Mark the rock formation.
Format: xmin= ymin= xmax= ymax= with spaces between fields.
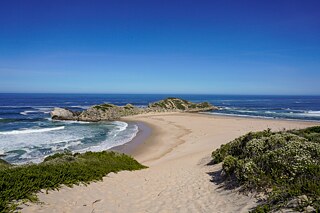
xmin=148 ymin=97 xmax=216 ymax=112
xmin=51 ymin=107 xmax=80 ymax=120
xmin=51 ymin=97 xmax=218 ymax=122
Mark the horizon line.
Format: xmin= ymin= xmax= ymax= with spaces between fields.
xmin=0 ymin=92 xmax=320 ymax=96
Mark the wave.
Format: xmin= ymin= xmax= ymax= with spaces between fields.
xmin=33 ymin=107 xmax=52 ymax=114
xmin=265 ymin=111 xmax=276 ymax=114
xmin=20 ymin=107 xmax=53 ymax=115
xmin=112 ymin=121 xmax=128 ymax=132
xmin=298 ymin=111 xmax=320 ymax=117
xmin=305 ymin=110 xmax=320 ymax=114
xmin=0 ymin=126 xmax=65 ymax=135
xmin=1 ymin=121 xmax=140 ymax=164
xmin=70 ymin=105 xmax=90 ymax=109
xmin=51 ymin=141 xmax=83 ymax=152
xmin=54 ymin=120 xmax=91 ymax=124
xmin=20 ymin=110 xmax=39 ymax=115
xmin=77 ymin=124 xmax=139 ymax=153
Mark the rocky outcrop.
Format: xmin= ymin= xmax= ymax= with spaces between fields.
xmin=51 ymin=108 xmax=80 ymax=120
xmin=78 ymin=104 xmax=143 ymax=121
xmin=51 ymin=98 xmax=218 ymax=122
xmin=148 ymin=97 xmax=218 ymax=112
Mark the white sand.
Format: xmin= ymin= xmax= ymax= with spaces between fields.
xmin=21 ymin=113 xmax=317 ymax=213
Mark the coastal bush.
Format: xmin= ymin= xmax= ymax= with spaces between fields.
xmin=0 ymin=151 xmax=146 ymax=212
xmin=147 ymin=97 xmax=214 ymax=112
xmin=211 ymin=126 xmax=320 ymax=212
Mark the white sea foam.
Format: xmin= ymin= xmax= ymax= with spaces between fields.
xmin=78 ymin=123 xmax=139 ymax=153
xmin=306 ymin=110 xmax=320 ymax=114
xmin=265 ymin=111 xmax=276 ymax=114
xmin=51 ymin=141 xmax=82 ymax=152
xmin=298 ymin=111 xmax=320 ymax=117
xmin=56 ymin=120 xmax=91 ymax=124
xmin=20 ymin=110 xmax=39 ymax=115
xmin=223 ymin=107 xmax=233 ymax=110
xmin=33 ymin=107 xmax=53 ymax=114
xmin=0 ymin=126 xmax=65 ymax=135
xmin=0 ymin=121 xmax=139 ymax=164
xmin=107 ymin=121 xmax=129 ymax=138
xmin=46 ymin=137 xmax=85 ymax=145
xmin=113 ymin=121 xmax=128 ymax=132
xmin=70 ymin=105 xmax=90 ymax=109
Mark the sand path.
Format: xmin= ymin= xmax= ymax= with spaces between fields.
xmin=22 ymin=113 xmax=317 ymax=213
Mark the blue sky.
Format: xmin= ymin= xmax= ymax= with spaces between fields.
xmin=0 ymin=0 xmax=319 ymax=94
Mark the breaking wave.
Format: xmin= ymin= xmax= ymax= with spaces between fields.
xmin=0 ymin=126 xmax=65 ymax=135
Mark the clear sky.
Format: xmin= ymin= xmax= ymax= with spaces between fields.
xmin=0 ymin=0 xmax=320 ymax=95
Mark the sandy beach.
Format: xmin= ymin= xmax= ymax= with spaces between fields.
xmin=22 ymin=113 xmax=318 ymax=213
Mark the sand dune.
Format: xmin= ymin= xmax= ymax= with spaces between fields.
xmin=22 ymin=113 xmax=317 ymax=213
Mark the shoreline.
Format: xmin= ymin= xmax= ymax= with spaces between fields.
xmin=110 ymin=121 xmax=152 ymax=155
xmin=113 ymin=112 xmax=319 ymax=162
xmin=22 ymin=112 xmax=319 ymax=213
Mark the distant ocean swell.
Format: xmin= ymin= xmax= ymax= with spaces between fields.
xmin=206 ymin=107 xmax=320 ymax=121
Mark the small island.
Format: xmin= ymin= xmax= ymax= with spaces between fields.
xmin=51 ymin=97 xmax=218 ymax=121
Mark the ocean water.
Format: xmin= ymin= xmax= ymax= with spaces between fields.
xmin=0 ymin=94 xmax=319 ymax=164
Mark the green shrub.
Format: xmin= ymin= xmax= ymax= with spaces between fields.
xmin=222 ymin=155 xmax=238 ymax=175
xmin=211 ymin=126 xmax=320 ymax=212
xmin=0 ymin=151 xmax=146 ymax=212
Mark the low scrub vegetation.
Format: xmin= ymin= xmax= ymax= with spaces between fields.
xmin=93 ymin=103 xmax=117 ymax=111
xmin=0 ymin=151 xmax=146 ymax=212
xmin=211 ymin=126 xmax=320 ymax=212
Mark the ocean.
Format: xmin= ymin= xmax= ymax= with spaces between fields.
xmin=0 ymin=93 xmax=319 ymax=164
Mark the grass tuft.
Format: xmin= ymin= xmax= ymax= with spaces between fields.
xmin=0 ymin=151 xmax=146 ymax=212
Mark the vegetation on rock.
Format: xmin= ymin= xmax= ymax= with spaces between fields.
xmin=51 ymin=97 xmax=218 ymax=121
xmin=148 ymin=97 xmax=215 ymax=111
xmin=211 ymin=126 xmax=320 ymax=212
xmin=92 ymin=103 xmax=117 ymax=111
xmin=0 ymin=151 xmax=146 ymax=212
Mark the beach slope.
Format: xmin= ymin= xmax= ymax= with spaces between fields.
xmin=22 ymin=113 xmax=317 ymax=213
